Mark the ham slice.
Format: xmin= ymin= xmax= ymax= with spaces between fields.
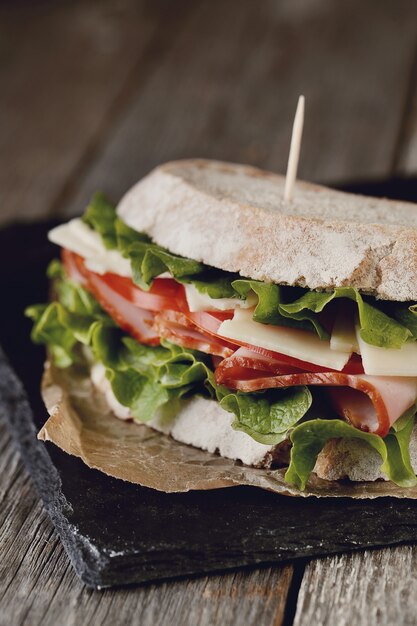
xmin=154 ymin=310 xmax=236 ymax=358
xmin=215 ymin=347 xmax=417 ymax=436
xmin=62 ymin=248 xmax=89 ymax=287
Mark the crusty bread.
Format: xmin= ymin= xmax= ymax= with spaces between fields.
xmin=315 ymin=426 xmax=417 ymax=482
xmin=117 ymin=159 xmax=417 ymax=302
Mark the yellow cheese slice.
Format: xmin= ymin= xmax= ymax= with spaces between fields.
xmin=218 ymin=308 xmax=351 ymax=371
xmin=356 ymin=328 xmax=417 ymax=376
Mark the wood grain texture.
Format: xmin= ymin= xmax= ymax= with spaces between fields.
xmin=0 ymin=416 xmax=293 ymax=626
xmin=61 ymin=0 xmax=417 ymax=221
xmin=0 ymin=0 xmax=193 ymax=226
xmin=293 ymin=547 xmax=417 ymax=626
xmin=396 ymin=51 xmax=417 ymax=176
xmin=0 ymin=419 xmax=67 ymax=626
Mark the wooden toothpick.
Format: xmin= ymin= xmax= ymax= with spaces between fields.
xmin=284 ymin=95 xmax=305 ymax=202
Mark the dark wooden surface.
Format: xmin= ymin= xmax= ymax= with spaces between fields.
xmin=2 ymin=1 xmax=417 ymax=624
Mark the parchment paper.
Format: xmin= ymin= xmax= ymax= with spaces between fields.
xmin=38 ymin=362 xmax=417 ymax=499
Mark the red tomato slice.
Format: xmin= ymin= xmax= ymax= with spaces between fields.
xmin=99 ymin=272 xmax=187 ymax=312
xmin=62 ymin=249 xmax=187 ymax=313
xmin=62 ymin=250 xmax=160 ymax=345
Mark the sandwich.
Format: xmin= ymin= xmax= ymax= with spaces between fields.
xmin=26 ymin=159 xmax=417 ymax=492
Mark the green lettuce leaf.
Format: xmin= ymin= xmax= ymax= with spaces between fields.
xmin=26 ymin=302 xmax=78 ymax=368
xmin=128 ymin=241 xmax=205 ymax=291
xmin=82 ymin=192 xmax=119 ymax=249
xmin=285 ymin=415 xmax=417 ymax=490
xmin=115 ymin=218 xmax=150 ymax=255
xmin=26 ymin=260 xmax=114 ymax=363
xmin=107 ymin=368 xmax=170 ymax=421
xmin=25 ymin=266 xmax=220 ymax=420
xmin=232 ymin=280 xmax=328 ymax=337
xmin=105 ymin=340 xmax=220 ymax=422
xmin=220 ymin=386 xmax=312 ymax=444
xmin=186 ymin=271 xmax=238 ymax=299
xmin=392 ymin=303 xmax=417 ymax=340
xmin=280 ymin=286 xmax=411 ymax=349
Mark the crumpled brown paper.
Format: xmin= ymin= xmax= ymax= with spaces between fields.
xmin=38 ymin=362 xmax=417 ymax=498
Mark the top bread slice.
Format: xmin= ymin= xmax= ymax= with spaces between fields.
xmin=117 ymin=159 xmax=417 ymax=302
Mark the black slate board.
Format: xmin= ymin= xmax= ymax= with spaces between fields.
xmin=3 ymin=181 xmax=417 ymax=588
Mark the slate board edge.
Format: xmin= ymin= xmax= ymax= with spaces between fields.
xmin=0 ymin=347 xmax=327 ymax=588
xmin=0 ymin=348 xmax=311 ymax=588
xmin=0 ymin=348 xmax=113 ymax=586
xmin=4 ymin=346 xmax=417 ymax=589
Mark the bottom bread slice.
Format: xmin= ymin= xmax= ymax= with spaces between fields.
xmin=91 ymin=363 xmax=276 ymax=467
xmin=316 ymin=433 xmax=417 ymax=482
xmin=91 ymin=363 xmax=417 ymax=482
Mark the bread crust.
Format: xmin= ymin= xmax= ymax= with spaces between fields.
xmin=117 ymin=159 xmax=417 ymax=302
xmin=315 ymin=426 xmax=417 ymax=482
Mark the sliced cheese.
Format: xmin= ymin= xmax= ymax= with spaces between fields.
xmin=48 ymin=218 xmax=132 ymax=277
xmin=356 ymin=327 xmax=417 ymax=376
xmin=184 ymin=283 xmax=257 ymax=312
xmin=218 ymin=308 xmax=352 ymax=371
xmin=330 ymin=307 xmax=360 ymax=354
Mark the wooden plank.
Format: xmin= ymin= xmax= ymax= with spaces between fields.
xmin=0 ymin=0 xmax=194 ymax=226
xmin=293 ymin=547 xmax=417 ymax=626
xmin=0 ymin=418 xmax=293 ymax=626
xmin=61 ymin=0 xmax=417 ymax=221
xmin=41 ymin=567 xmax=293 ymax=626
xmin=0 ymin=420 xmax=69 ymax=625
xmin=395 ymin=53 xmax=417 ymax=176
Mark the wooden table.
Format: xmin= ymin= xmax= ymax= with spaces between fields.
xmin=2 ymin=1 xmax=417 ymax=623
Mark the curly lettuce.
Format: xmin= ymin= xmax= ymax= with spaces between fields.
xmin=220 ymin=387 xmax=312 ymax=445
xmin=26 ymin=265 xmax=312 ymax=430
xmin=285 ymin=413 xmax=417 ymax=490
xmin=82 ymin=193 xmax=237 ymax=297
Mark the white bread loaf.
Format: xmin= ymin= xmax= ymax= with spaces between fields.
xmin=117 ymin=159 xmax=417 ymax=302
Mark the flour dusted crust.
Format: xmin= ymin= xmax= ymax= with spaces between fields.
xmin=117 ymin=159 xmax=417 ymax=302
